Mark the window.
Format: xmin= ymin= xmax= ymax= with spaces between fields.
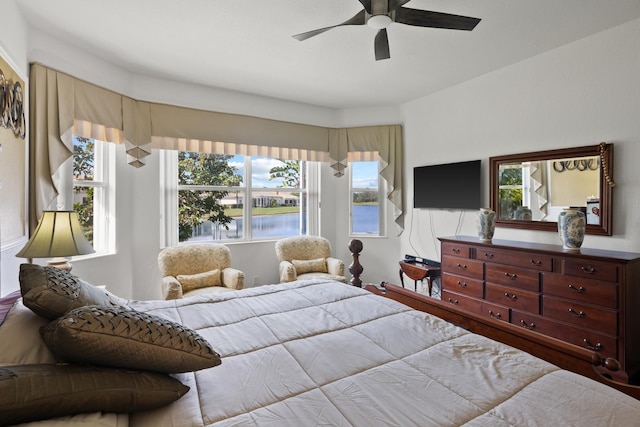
xmin=169 ymin=152 xmax=314 ymax=243
xmin=56 ymin=136 xmax=115 ymax=254
xmin=350 ymin=161 xmax=384 ymax=236
xmin=497 ymin=163 xmax=531 ymax=219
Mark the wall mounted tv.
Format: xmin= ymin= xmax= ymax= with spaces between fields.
xmin=413 ymin=160 xmax=481 ymax=210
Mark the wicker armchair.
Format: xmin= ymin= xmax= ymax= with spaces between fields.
xmin=275 ymin=236 xmax=347 ymax=283
xmin=158 ymin=243 xmax=244 ymax=300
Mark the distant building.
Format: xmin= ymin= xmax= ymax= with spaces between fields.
xmin=220 ymin=191 xmax=298 ymax=208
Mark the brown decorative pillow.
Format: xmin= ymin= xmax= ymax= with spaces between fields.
xmin=40 ymin=305 xmax=221 ymax=373
xmin=19 ymin=264 xmax=127 ymax=320
xmin=177 ymin=268 xmax=221 ymax=292
xmin=0 ymin=363 xmax=189 ymax=426
xmin=292 ymin=258 xmax=327 ymax=274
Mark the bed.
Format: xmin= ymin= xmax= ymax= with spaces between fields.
xmin=2 ymin=261 xmax=640 ymax=426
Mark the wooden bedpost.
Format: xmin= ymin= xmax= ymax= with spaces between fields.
xmin=348 ymin=239 xmax=363 ymax=287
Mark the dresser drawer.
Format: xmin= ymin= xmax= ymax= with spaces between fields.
xmin=542 ymin=296 xmax=617 ymax=335
xmin=562 ymin=259 xmax=618 ymax=283
xmin=441 ymin=242 xmax=473 ymax=259
xmin=442 ymin=273 xmax=484 ymax=299
xmin=485 ymin=263 xmax=540 ymax=292
xmin=512 ymin=309 xmax=617 ymax=359
xmin=442 ymin=290 xmax=509 ymax=322
xmin=476 ymin=247 xmax=552 ymax=271
xmin=486 ymin=283 xmax=540 ymax=314
xmin=442 ymin=256 xmax=483 ymax=279
xmin=543 ymin=273 xmax=617 ymax=309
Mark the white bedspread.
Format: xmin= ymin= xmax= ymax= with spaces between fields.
xmin=127 ymin=279 xmax=640 ymax=426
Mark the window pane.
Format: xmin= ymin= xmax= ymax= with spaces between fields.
xmin=73 ymin=136 xmax=95 ymax=181
xmin=252 ymin=203 xmax=303 ymax=239
xmin=72 ymin=136 xmax=96 ymax=244
xmin=178 ymin=152 xmax=244 ymax=186
xmin=178 ymin=190 xmax=243 ymax=241
xmin=351 ymin=161 xmax=379 ymax=235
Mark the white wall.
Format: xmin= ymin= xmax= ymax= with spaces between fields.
xmin=398 ymin=17 xmax=640 ymax=262
xmin=2 ymin=5 xmax=640 ymax=298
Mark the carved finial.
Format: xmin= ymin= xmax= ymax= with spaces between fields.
xmin=348 ymin=239 xmax=363 ymax=287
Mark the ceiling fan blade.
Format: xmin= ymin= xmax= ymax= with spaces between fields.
xmin=388 ymin=0 xmax=411 ymax=12
xmin=395 ymin=8 xmax=481 ymax=31
xmin=292 ymin=10 xmax=367 ymax=41
xmin=374 ymin=29 xmax=390 ymax=61
xmin=357 ymin=0 xmax=372 ymax=14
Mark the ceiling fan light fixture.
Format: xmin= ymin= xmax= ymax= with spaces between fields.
xmin=367 ymin=14 xmax=392 ymax=29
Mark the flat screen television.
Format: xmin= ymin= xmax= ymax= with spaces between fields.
xmin=413 ymin=160 xmax=481 ymax=210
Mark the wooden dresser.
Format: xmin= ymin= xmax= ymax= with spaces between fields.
xmin=439 ymin=235 xmax=640 ymax=383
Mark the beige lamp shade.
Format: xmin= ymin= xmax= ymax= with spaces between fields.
xmin=16 ymin=211 xmax=95 ymax=269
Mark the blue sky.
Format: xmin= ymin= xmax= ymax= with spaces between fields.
xmin=230 ymin=156 xmax=378 ymax=189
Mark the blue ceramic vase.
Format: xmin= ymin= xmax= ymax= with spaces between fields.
xmin=558 ymin=208 xmax=586 ymax=250
xmin=478 ymin=208 xmax=496 ymax=242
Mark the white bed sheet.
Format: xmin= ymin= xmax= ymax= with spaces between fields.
xmin=125 ymin=279 xmax=640 ymax=426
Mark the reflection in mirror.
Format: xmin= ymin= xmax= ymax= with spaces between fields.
xmin=490 ymin=144 xmax=614 ymax=236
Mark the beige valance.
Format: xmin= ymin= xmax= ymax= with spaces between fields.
xmin=28 ymin=63 xmax=404 ymax=233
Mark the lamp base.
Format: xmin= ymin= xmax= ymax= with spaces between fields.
xmin=48 ymin=257 xmax=72 ymax=271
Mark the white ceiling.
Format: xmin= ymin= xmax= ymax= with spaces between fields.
xmin=16 ymin=0 xmax=640 ymax=109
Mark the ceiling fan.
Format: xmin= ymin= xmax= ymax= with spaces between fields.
xmin=292 ymin=0 xmax=481 ymax=61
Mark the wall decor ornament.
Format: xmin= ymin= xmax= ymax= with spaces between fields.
xmin=0 ymin=69 xmax=26 ymax=139
xmin=477 ymin=208 xmax=496 ymax=242
xmin=558 ymin=208 xmax=586 ymax=250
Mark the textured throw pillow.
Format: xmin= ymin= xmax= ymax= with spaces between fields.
xmin=40 ymin=305 xmax=221 ymax=373
xmin=19 ymin=264 xmax=127 ymax=320
xmin=0 ymin=363 xmax=189 ymax=426
xmin=177 ymin=269 xmax=221 ymax=292
xmin=292 ymin=258 xmax=327 ymax=274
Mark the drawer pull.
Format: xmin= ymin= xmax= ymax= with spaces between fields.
xmin=457 ymin=263 xmax=467 ymax=270
xmin=583 ymin=339 xmax=603 ymax=351
xmin=447 ymin=298 xmax=459 ymax=305
xmin=568 ymin=308 xmax=585 ymax=318
xmin=530 ymin=259 xmax=542 ymax=266
xmin=504 ymin=272 xmax=518 ymax=280
xmin=483 ymin=252 xmax=494 ymax=259
xmin=457 ymin=281 xmax=467 ymax=288
xmin=504 ymin=292 xmax=518 ymax=301
xmin=581 ymin=266 xmax=596 ymax=274
xmin=488 ymin=310 xmax=502 ymax=320
xmin=520 ymin=320 xmax=536 ymax=330
xmin=452 ymin=248 xmax=461 ymax=254
xmin=568 ymin=284 xmax=586 ymax=293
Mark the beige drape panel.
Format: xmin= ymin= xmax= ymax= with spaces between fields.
xmin=329 ymin=125 xmax=404 ymax=231
xmin=29 ymin=63 xmax=404 ymax=233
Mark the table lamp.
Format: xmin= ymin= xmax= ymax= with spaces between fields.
xmin=16 ymin=210 xmax=95 ymax=271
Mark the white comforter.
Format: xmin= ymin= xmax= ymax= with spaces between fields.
xmin=127 ymin=279 xmax=640 ymax=426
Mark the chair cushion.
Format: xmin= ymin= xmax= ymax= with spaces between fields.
xmin=40 ymin=305 xmax=221 ymax=373
xmin=177 ymin=269 xmax=221 ymax=293
xmin=292 ymin=258 xmax=327 ymax=274
xmin=19 ymin=264 xmax=126 ymax=320
xmin=0 ymin=363 xmax=189 ymax=426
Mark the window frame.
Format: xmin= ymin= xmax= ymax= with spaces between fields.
xmin=55 ymin=137 xmax=116 ymax=256
xmin=348 ymin=160 xmax=386 ymax=237
xmin=161 ymin=151 xmax=319 ymax=246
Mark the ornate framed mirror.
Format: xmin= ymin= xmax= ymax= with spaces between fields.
xmin=489 ymin=143 xmax=614 ymax=236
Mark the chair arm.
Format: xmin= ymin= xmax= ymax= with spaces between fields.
xmin=326 ymin=257 xmax=345 ymax=276
xmin=162 ymin=276 xmax=184 ymax=300
xmin=279 ymin=260 xmax=297 ymax=282
xmin=222 ymin=268 xmax=245 ymax=290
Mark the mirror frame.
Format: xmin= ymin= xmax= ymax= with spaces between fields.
xmin=489 ymin=143 xmax=614 ymax=236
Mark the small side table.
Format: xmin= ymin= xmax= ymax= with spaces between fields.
xmin=399 ymin=260 xmax=441 ymax=296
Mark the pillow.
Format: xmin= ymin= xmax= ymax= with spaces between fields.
xmin=19 ymin=264 xmax=127 ymax=320
xmin=0 ymin=298 xmax=57 ymax=366
xmin=0 ymin=363 xmax=189 ymax=426
xmin=40 ymin=305 xmax=221 ymax=373
xmin=292 ymin=258 xmax=327 ymax=274
xmin=177 ymin=268 xmax=221 ymax=292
